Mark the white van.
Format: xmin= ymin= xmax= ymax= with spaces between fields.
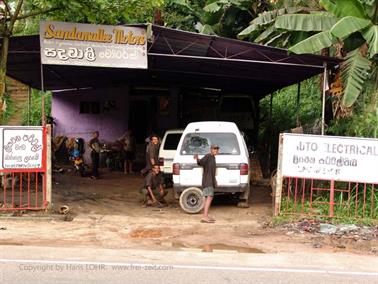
xmin=158 ymin=129 xmax=184 ymax=176
xmin=173 ymin=121 xmax=250 ymax=213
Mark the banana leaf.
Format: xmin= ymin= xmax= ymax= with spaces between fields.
xmin=238 ymin=23 xmax=258 ymax=38
xmin=341 ymin=48 xmax=371 ymax=107
xmin=275 ymin=14 xmax=338 ymax=32
xmin=362 ymin=25 xmax=378 ymax=58
xmin=320 ymin=0 xmax=366 ymax=19
xmin=288 ymin=31 xmax=336 ymax=53
xmin=330 ymin=16 xmax=371 ymax=39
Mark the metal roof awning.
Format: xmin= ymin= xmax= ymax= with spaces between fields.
xmin=5 ymin=24 xmax=340 ymax=98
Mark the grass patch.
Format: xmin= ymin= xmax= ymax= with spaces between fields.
xmin=280 ymin=183 xmax=378 ymax=225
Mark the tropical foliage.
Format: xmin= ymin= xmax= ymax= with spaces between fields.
xmin=164 ymin=0 xmax=272 ymax=38
xmin=263 ymin=0 xmax=377 ymax=108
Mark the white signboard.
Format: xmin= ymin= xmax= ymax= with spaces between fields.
xmin=40 ymin=21 xmax=147 ymax=69
xmin=282 ymin=133 xmax=378 ymax=183
xmin=1 ymin=127 xmax=44 ymax=170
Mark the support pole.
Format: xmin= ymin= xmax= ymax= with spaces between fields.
xmin=46 ymin=124 xmax=52 ymax=209
xmin=27 ymin=86 xmax=31 ymax=126
xmin=296 ymin=83 xmax=300 ymax=127
xmin=40 ymin=63 xmax=45 ymax=126
xmin=274 ymin=134 xmax=284 ymax=216
xmin=321 ymin=63 xmax=327 ymax=135
xmin=267 ymin=93 xmax=273 ymax=175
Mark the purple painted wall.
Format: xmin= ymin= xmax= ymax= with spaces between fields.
xmin=52 ymin=87 xmax=129 ymax=143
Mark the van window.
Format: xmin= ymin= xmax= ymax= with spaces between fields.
xmin=180 ymin=133 xmax=240 ymax=155
xmin=164 ymin=133 xmax=182 ymax=150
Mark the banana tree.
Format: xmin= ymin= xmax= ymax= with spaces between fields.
xmin=272 ymin=0 xmax=378 ymax=107
xmin=238 ymin=0 xmax=322 ymax=47
xmin=165 ymin=0 xmax=271 ymax=38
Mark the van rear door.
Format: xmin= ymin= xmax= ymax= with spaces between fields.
xmin=177 ymin=132 xmax=243 ymax=186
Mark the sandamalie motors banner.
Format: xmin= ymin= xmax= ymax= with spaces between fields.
xmin=0 ymin=127 xmax=44 ymax=170
xmin=40 ymin=21 xmax=147 ymax=69
xmin=282 ymin=133 xmax=378 ymax=184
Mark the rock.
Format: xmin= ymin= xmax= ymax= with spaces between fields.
xmin=320 ymin=223 xmax=337 ymax=234
xmin=369 ymin=247 xmax=378 ymax=254
xmin=338 ymin=224 xmax=359 ymax=234
xmin=336 ymin=244 xmax=346 ymax=249
xmin=313 ymin=243 xmax=322 ymax=248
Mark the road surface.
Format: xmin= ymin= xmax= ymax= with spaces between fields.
xmin=0 ymin=245 xmax=377 ymax=284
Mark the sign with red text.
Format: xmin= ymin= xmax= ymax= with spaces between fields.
xmin=40 ymin=21 xmax=147 ymax=69
xmin=282 ymin=133 xmax=378 ymax=183
xmin=1 ymin=127 xmax=44 ymax=170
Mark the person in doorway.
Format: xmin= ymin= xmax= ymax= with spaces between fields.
xmin=122 ymin=129 xmax=136 ymax=174
xmin=139 ymin=164 xmax=167 ymax=207
xmin=141 ymin=134 xmax=160 ymax=175
xmin=194 ymin=144 xmax=219 ymax=223
xmin=89 ymin=131 xmax=101 ymax=179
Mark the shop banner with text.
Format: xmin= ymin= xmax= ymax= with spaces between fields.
xmin=40 ymin=21 xmax=147 ymax=69
xmin=0 ymin=127 xmax=44 ymax=170
xmin=282 ymin=134 xmax=378 ymax=183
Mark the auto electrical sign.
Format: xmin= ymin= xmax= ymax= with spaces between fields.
xmin=40 ymin=21 xmax=147 ymax=69
xmin=281 ymin=133 xmax=378 ymax=183
xmin=0 ymin=127 xmax=44 ymax=170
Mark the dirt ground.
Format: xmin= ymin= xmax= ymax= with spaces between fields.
xmin=0 ymin=167 xmax=377 ymax=256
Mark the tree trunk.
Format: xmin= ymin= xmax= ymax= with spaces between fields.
xmin=0 ymin=35 xmax=10 ymax=123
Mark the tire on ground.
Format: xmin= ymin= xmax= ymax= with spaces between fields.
xmin=179 ymin=187 xmax=204 ymax=214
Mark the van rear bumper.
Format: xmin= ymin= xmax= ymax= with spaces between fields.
xmin=174 ymin=184 xmax=249 ymax=194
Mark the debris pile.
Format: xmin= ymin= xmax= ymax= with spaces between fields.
xmin=280 ymin=219 xmax=378 ymax=240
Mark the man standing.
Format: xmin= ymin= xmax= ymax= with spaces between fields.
xmin=194 ymin=144 xmax=219 ymax=223
xmin=146 ymin=134 xmax=160 ymax=171
xmin=122 ymin=129 xmax=136 ymax=174
xmin=89 ymin=131 xmax=101 ymax=179
xmin=139 ymin=164 xmax=167 ymax=207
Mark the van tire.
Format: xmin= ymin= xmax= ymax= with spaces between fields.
xmin=179 ymin=187 xmax=204 ymax=214
xmin=237 ymin=186 xmax=250 ymax=208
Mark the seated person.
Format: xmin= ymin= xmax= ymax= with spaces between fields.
xmin=139 ymin=164 xmax=167 ymax=207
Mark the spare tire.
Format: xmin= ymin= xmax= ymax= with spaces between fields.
xmin=179 ymin=187 xmax=204 ymax=214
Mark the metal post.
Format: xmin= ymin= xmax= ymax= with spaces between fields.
xmin=321 ymin=63 xmax=327 ymax=135
xmin=267 ymin=93 xmax=273 ymax=175
xmin=274 ymin=134 xmax=284 ymax=216
xmin=46 ymin=124 xmax=52 ymax=209
xmin=27 ymin=86 xmax=31 ymax=125
xmin=329 ymin=179 xmax=335 ymax=217
xmin=296 ymin=83 xmax=300 ymax=126
xmin=40 ymin=63 xmax=45 ymax=126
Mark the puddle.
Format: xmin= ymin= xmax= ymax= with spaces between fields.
xmin=170 ymin=242 xmax=264 ymax=253
xmin=129 ymin=229 xmax=162 ymax=238
xmin=0 ymin=242 xmax=24 ymax=246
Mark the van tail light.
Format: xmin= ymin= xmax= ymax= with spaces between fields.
xmin=173 ymin=163 xmax=180 ymax=175
xmin=240 ymin=163 xmax=249 ymax=175
xmin=158 ymin=157 xmax=164 ymax=166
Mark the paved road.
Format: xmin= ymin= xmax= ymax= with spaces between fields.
xmin=0 ymin=245 xmax=377 ymax=284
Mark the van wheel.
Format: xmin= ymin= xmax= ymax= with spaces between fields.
xmin=237 ymin=186 xmax=250 ymax=208
xmin=179 ymin=187 xmax=204 ymax=214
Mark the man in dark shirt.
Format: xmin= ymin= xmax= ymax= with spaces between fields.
xmin=89 ymin=131 xmax=100 ymax=179
xmin=194 ymin=144 xmax=219 ymax=223
xmin=146 ymin=134 xmax=160 ymax=171
xmin=139 ymin=164 xmax=167 ymax=207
